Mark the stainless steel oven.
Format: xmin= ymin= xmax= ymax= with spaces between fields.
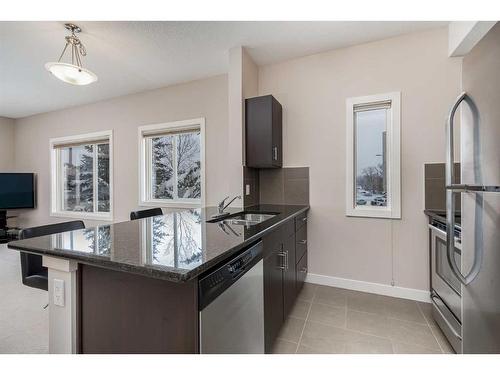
xmin=429 ymin=218 xmax=463 ymax=353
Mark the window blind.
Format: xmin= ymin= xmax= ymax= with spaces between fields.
xmin=52 ymin=138 xmax=109 ymax=149
xmin=353 ymin=100 xmax=392 ymax=113
xmin=141 ymin=126 xmax=200 ymax=139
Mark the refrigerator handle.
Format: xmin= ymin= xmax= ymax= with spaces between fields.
xmin=445 ymin=92 xmax=483 ymax=286
xmin=446 ymin=184 xmax=500 ymax=193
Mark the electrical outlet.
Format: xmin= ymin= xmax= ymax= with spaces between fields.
xmin=245 ymin=184 xmax=251 ymax=196
xmin=53 ymin=279 xmax=65 ymax=307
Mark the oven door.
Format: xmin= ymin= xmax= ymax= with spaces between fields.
xmin=429 ymin=224 xmax=462 ymax=322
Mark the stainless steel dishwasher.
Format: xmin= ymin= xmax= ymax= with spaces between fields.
xmin=199 ymin=241 xmax=264 ymax=354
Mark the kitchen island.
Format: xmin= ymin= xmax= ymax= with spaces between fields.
xmin=8 ymin=204 xmax=308 ymax=354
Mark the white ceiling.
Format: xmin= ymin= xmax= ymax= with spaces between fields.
xmin=0 ymin=21 xmax=448 ymax=118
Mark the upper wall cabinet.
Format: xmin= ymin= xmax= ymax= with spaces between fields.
xmin=245 ymin=95 xmax=283 ymax=168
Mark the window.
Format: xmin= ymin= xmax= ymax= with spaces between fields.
xmin=50 ymin=130 xmax=113 ymax=220
xmin=346 ymin=92 xmax=401 ymax=218
xmin=139 ymin=118 xmax=205 ymax=208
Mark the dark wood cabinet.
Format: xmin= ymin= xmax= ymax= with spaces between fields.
xmin=282 ymin=233 xmax=297 ymax=318
xmin=296 ymin=251 xmax=308 ymax=293
xmin=262 ymin=214 xmax=307 ymax=353
xmin=295 ymin=211 xmax=307 ymax=232
xmin=263 ymin=245 xmax=285 ymax=353
xmin=80 ymin=265 xmax=199 ymax=353
xmin=295 ymin=225 xmax=307 ymax=264
xmin=245 ymin=95 xmax=282 ymax=168
xmin=295 ymin=214 xmax=308 ymax=294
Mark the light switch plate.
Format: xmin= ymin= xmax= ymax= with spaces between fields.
xmin=53 ymin=278 xmax=65 ymax=307
xmin=245 ymin=184 xmax=251 ymax=196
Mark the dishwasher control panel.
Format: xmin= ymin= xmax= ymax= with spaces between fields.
xmin=198 ymin=241 xmax=263 ymax=310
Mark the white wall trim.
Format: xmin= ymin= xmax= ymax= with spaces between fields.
xmin=138 ymin=117 xmax=206 ymax=209
xmin=50 ymin=130 xmax=114 ymax=221
xmin=43 ymin=255 xmax=79 ymax=353
xmin=448 ymin=21 xmax=496 ymax=57
xmin=345 ymin=91 xmax=401 ymax=219
xmin=306 ymin=272 xmax=431 ymax=303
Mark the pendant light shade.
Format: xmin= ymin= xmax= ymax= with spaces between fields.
xmin=45 ymin=62 xmax=97 ymax=85
xmin=46 ymin=23 xmax=97 ymax=86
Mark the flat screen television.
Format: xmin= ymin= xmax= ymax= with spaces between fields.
xmin=0 ymin=173 xmax=36 ymax=210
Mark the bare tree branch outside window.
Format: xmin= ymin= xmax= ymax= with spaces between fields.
xmin=150 ymin=210 xmax=202 ymax=269
xmin=60 ymin=142 xmax=110 ymax=213
xmin=150 ymin=130 xmax=201 ymax=202
xmin=355 ymin=109 xmax=387 ymax=207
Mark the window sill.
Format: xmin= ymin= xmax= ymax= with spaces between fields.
xmin=346 ymin=206 xmax=401 ymax=219
xmin=50 ymin=211 xmax=114 ymax=222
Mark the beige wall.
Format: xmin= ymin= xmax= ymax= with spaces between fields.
xmin=227 ymin=47 xmax=245 ymax=205
xmin=0 ymin=117 xmax=15 ymax=171
xmin=9 ymin=27 xmax=462 ymax=293
xmin=242 ymin=48 xmax=259 ymax=100
xmin=258 ymin=28 xmax=462 ymax=291
xmin=226 ymin=47 xmax=259 ymax=206
xmin=13 ymin=74 xmax=228 ymax=227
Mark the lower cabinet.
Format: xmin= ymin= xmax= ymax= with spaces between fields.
xmin=263 ymin=213 xmax=307 ymax=353
xmin=263 ymin=245 xmax=285 ymax=353
xmin=282 ymin=233 xmax=297 ymax=319
xmin=296 ymin=251 xmax=308 ymax=293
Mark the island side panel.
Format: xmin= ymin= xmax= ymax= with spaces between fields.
xmin=79 ymin=265 xmax=199 ymax=353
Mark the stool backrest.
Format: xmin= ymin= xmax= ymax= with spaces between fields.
xmin=19 ymin=220 xmax=85 ymax=239
xmin=130 ymin=208 xmax=163 ymax=221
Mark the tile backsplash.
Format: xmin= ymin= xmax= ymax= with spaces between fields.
xmin=259 ymin=167 xmax=309 ymax=205
xmin=243 ymin=167 xmax=260 ymax=207
xmin=424 ymin=163 xmax=460 ymax=212
xmin=243 ymin=167 xmax=310 ymax=207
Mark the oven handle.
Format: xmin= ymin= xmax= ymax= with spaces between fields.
xmin=428 ymin=224 xmax=446 ymax=237
xmin=445 ymin=92 xmax=482 ymax=286
xmin=430 ymin=292 xmax=462 ymax=340
xmin=427 ymin=224 xmax=461 ymax=249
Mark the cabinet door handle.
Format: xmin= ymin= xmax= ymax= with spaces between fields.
xmin=277 ymin=252 xmax=286 ymax=270
xmin=273 ymin=146 xmax=278 ymax=161
xmin=302 ymin=217 xmax=307 ymax=222
xmin=300 ymin=267 xmax=307 ymax=273
xmin=285 ymin=250 xmax=289 ymax=270
xmin=299 ymin=239 xmax=307 ymax=245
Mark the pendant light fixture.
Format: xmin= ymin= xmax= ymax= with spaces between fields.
xmin=45 ymin=23 xmax=97 ymax=86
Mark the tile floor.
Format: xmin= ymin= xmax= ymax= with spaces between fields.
xmin=272 ymin=283 xmax=455 ymax=354
xmin=0 ymin=245 xmax=454 ymax=355
xmin=0 ymin=244 xmax=49 ymax=353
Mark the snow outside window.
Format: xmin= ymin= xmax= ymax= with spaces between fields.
xmin=346 ymin=93 xmax=401 ymax=219
xmin=50 ymin=130 xmax=113 ymax=221
xmin=139 ymin=118 xmax=205 ymax=208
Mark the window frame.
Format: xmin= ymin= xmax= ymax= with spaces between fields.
xmin=345 ymin=92 xmax=401 ymax=219
xmin=50 ymin=130 xmax=114 ymax=221
xmin=138 ymin=118 xmax=205 ymax=209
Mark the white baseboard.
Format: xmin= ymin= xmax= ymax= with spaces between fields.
xmin=305 ymin=273 xmax=431 ymax=303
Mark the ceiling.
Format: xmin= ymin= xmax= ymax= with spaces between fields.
xmin=0 ymin=21 xmax=448 ymax=118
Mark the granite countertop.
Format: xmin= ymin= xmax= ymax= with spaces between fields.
xmin=8 ymin=204 xmax=309 ymax=283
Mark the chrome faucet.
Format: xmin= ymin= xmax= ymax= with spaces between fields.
xmin=213 ymin=195 xmax=241 ymax=218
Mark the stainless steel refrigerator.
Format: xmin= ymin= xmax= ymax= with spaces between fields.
xmin=445 ymin=22 xmax=500 ymax=353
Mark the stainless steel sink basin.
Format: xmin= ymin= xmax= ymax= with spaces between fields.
xmin=222 ymin=213 xmax=276 ymax=226
xmin=208 ymin=211 xmax=278 ymax=226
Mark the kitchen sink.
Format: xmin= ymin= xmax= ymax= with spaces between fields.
xmin=222 ymin=213 xmax=276 ymax=226
xmin=208 ymin=212 xmax=277 ymax=226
